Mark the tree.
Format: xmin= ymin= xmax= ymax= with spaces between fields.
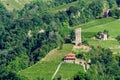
xmin=74 ymin=70 xmax=89 ymax=80
xmin=116 ymin=0 xmax=120 ymax=7
xmin=116 ymin=35 xmax=120 ymax=43
xmin=42 ymin=13 xmax=53 ymax=24
xmin=107 ymin=0 xmax=117 ymax=8
xmin=66 ymin=6 xmax=79 ymax=15
xmin=88 ymin=0 xmax=103 ymax=18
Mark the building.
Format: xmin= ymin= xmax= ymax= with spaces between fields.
xmin=103 ymin=9 xmax=110 ymax=17
xmin=98 ymin=33 xmax=107 ymax=40
xmin=64 ymin=53 xmax=75 ymax=63
xmin=64 ymin=53 xmax=91 ymax=71
xmin=75 ymin=28 xmax=82 ymax=46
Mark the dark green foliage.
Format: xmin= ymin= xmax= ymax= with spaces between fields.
xmin=70 ymin=30 xmax=75 ymax=41
xmin=109 ymin=9 xmax=120 ymax=19
xmin=90 ymin=47 xmax=120 ymax=80
xmin=74 ymin=47 xmax=120 ymax=80
xmin=88 ymin=0 xmax=103 ymax=18
xmin=66 ymin=6 xmax=79 ymax=15
xmin=116 ymin=0 xmax=120 ymax=7
xmin=0 ymin=2 xmax=13 ymax=26
xmin=55 ymin=11 xmax=69 ymax=22
xmin=74 ymin=70 xmax=90 ymax=80
xmin=116 ymin=35 xmax=120 ymax=43
xmin=107 ymin=0 xmax=117 ymax=8
xmin=103 ymin=29 xmax=110 ymax=37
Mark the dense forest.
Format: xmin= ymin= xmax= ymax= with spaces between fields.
xmin=0 ymin=0 xmax=120 ymax=79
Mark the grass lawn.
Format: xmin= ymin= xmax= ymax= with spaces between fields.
xmin=19 ymin=61 xmax=58 ymax=80
xmin=54 ymin=63 xmax=83 ymax=80
xmin=81 ymin=19 xmax=120 ymax=53
xmin=83 ymin=19 xmax=120 ymax=38
xmin=87 ymin=39 xmax=119 ymax=48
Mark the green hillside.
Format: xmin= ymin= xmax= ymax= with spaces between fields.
xmin=19 ymin=44 xmax=83 ymax=80
xmin=54 ymin=63 xmax=83 ymax=79
xmin=19 ymin=18 xmax=120 ymax=79
xmin=83 ymin=19 xmax=120 ymax=53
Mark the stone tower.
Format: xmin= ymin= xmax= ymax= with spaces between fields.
xmin=75 ymin=28 xmax=82 ymax=46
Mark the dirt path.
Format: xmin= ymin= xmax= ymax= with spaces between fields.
xmin=51 ymin=62 xmax=63 ymax=80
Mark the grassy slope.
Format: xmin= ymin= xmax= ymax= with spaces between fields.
xmin=0 ymin=0 xmax=32 ymax=11
xmin=83 ymin=19 xmax=120 ymax=38
xmin=71 ymin=17 xmax=116 ymax=30
xmin=82 ymin=19 xmax=120 ymax=53
xmin=55 ymin=63 xmax=83 ymax=80
xmin=19 ymin=18 xmax=120 ymax=79
xmin=19 ymin=44 xmax=82 ymax=80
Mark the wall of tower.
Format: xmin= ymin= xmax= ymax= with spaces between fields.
xmin=75 ymin=28 xmax=81 ymax=46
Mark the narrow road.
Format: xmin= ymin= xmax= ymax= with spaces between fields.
xmin=51 ymin=62 xmax=63 ymax=80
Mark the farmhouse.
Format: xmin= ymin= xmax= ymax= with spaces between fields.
xmin=64 ymin=53 xmax=75 ymax=63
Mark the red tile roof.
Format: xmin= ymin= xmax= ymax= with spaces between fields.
xmin=65 ymin=53 xmax=75 ymax=57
